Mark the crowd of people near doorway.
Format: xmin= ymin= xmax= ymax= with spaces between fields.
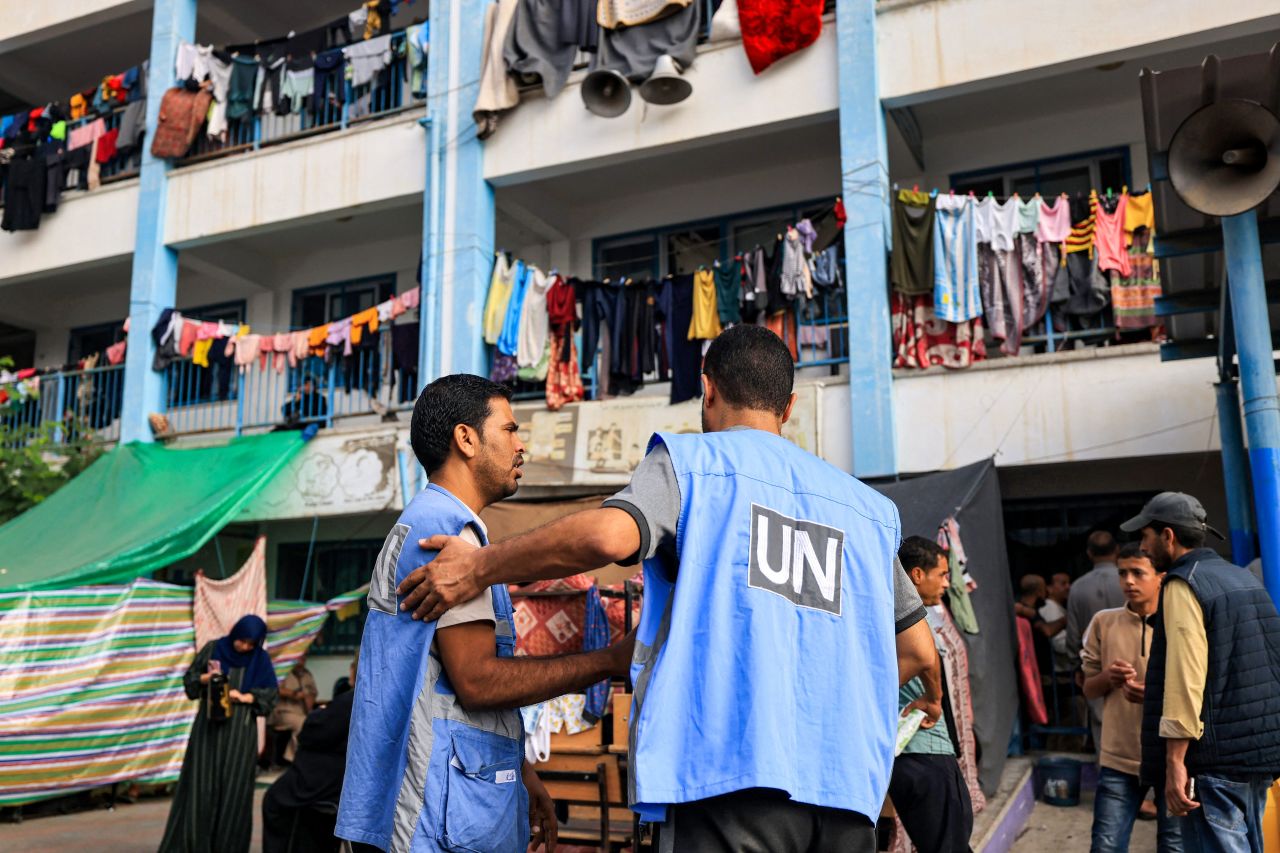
xmin=891 ymin=187 xmax=1164 ymax=370
xmin=1013 ymin=501 xmax=1280 ymax=853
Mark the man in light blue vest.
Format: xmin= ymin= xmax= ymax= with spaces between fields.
xmin=335 ymin=374 xmax=634 ymax=853
xmin=399 ymin=326 xmax=941 ymax=852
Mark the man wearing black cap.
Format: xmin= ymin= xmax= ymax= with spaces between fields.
xmin=1125 ymin=491 xmax=1280 ymax=853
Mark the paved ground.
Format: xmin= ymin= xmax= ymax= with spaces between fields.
xmin=1011 ymin=788 xmax=1158 ymax=852
xmin=3 ymin=787 xmax=266 ymax=853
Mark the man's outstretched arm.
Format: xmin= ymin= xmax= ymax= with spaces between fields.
xmin=436 ymin=621 xmax=634 ymax=711
xmin=399 ymin=507 xmax=640 ymax=621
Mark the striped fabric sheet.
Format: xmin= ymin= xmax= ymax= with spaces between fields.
xmin=0 ymin=579 xmax=367 ymax=807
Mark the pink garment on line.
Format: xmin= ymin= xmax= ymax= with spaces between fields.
xmin=67 ymin=117 xmax=106 ymax=151
xmin=326 ymin=318 xmax=353 ymax=356
xmin=105 ymin=340 xmax=127 ymax=365
xmin=398 ymin=288 xmax=420 ymax=310
xmin=178 ymin=320 xmax=200 ymax=357
xmin=196 ymin=321 xmax=220 ymax=340
xmin=1094 ymin=193 xmax=1132 ymax=277
xmin=1036 ymin=196 xmax=1071 ymax=244
xmin=225 ymin=333 xmax=261 ymax=370
xmin=272 ymin=333 xmax=292 ymax=372
xmin=290 ymin=331 xmax=310 ymax=367
xmin=193 ymin=536 xmax=268 ymax=653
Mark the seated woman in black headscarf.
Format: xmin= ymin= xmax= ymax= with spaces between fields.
xmin=159 ymin=615 xmax=279 ymax=853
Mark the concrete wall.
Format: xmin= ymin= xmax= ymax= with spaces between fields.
xmin=813 ymin=344 xmax=1220 ymax=475
xmin=0 ymin=0 xmax=146 ymax=50
xmin=165 ymin=114 xmax=425 ymax=247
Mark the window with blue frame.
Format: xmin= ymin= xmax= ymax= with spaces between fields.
xmin=289 ymin=274 xmax=396 ymax=396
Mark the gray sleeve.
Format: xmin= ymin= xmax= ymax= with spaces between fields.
xmin=894 ymin=555 xmax=926 ymax=634
xmin=601 ymin=442 xmax=681 ymax=567
xmin=1065 ymin=588 xmax=1085 ymax=664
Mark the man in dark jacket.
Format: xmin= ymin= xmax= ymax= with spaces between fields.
xmin=262 ymin=656 xmax=356 ymax=853
xmin=1126 ymin=492 xmax=1280 ymax=853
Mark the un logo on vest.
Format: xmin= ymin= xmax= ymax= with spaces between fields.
xmin=748 ymin=504 xmax=844 ymax=615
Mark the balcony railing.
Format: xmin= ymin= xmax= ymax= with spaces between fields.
xmin=0 ymin=364 xmax=125 ymax=449
xmin=163 ymin=327 xmax=416 ymax=436
xmin=177 ymin=31 xmax=422 ymax=167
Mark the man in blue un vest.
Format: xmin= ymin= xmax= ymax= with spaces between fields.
xmin=399 ymin=325 xmax=941 ymax=852
xmin=336 ymin=374 xmax=635 ymax=853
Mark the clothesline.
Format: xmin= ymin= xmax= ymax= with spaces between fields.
xmin=583 ymin=197 xmax=843 ymax=272
xmin=890 ymin=184 xmax=1154 ymax=205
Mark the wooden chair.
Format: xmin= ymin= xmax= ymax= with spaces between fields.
xmin=535 ymin=751 xmax=634 ymax=850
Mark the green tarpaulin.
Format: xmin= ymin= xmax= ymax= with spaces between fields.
xmin=0 ymin=432 xmax=305 ymax=591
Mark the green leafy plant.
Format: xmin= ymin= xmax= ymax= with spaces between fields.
xmin=0 ymin=358 xmax=105 ymax=525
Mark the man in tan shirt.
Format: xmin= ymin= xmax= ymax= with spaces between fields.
xmin=270 ymin=654 xmax=318 ymax=766
xmin=1081 ymin=543 xmax=1183 ymax=852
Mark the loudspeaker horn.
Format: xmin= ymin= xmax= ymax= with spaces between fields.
xmin=1167 ymin=98 xmax=1280 ymax=217
xmin=639 ymin=55 xmax=692 ymax=106
xmin=582 ymin=68 xmax=632 ymax=118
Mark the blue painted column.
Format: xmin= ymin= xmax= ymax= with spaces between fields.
xmin=421 ymin=0 xmax=494 ymax=382
xmin=120 ymin=0 xmax=196 ymax=443
xmin=1223 ymin=209 xmax=1280 ymax=600
xmin=836 ymin=0 xmax=896 ymax=478
xmin=1215 ymin=379 xmax=1256 ymax=566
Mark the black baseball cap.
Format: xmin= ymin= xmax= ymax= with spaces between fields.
xmin=1120 ymin=491 xmax=1224 ymax=540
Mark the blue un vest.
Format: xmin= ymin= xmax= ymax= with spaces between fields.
xmin=336 ymin=485 xmax=527 ymax=853
xmin=629 ymin=430 xmax=901 ymax=823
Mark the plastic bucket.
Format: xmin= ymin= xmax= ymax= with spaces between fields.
xmin=1037 ymin=757 xmax=1082 ymax=807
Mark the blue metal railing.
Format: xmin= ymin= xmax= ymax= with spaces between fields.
xmin=0 ymin=364 xmax=125 ymax=449
xmin=162 ymin=327 xmax=415 ymax=436
xmin=179 ymin=31 xmax=420 ymax=165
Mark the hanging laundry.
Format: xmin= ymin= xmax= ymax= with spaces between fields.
xmin=936 ymin=517 xmax=979 ymax=634
xmin=545 ymin=331 xmax=584 ymax=410
xmin=326 ymin=318 xmax=354 ymax=357
xmin=890 ymin=189 xmax=936 ymax=295
xmin=891 ymin=293 xmax=986 ymax=370
xmin=225 ymin=333 xmax=262 ymax=371
xmin=343 ymin=34 xmax=394 ymax=87
xmin=1062 ymin=192 xmax=1097 ymax=256
xmin=811 ymin=245 xmax=842 ymax=291
xmin=688 ymin=269 xmax=723 ymax=340
xmin=151 ymin=87 xmax=213 ymax=159
xmin=178 ymin=320 xmax=200 ymax=357
xmin=517 ymin=268 xmax=552 ymax=369
xmin=312 ymin=50 xmax=346 ymax=118
xmin=714 ymin=261 xmax=743 ymax=325
xmin=204 ymin=55 xmax=234 ymax=139
xmin=290 ymin=331 xmax=311 ymax=367
xmin=779 ymin=227 xmax=814 ymax=300
xmin=1015 ymin=197 xmax=1040 ymax=233
xmin=225 ymin=56 xmax=259 ymax=124
xmin=1052 ymin=251 xmax=1109 ymax=317
xmin=483 ymin=253 xmax=516 ymax=345
xmin=504 ymin=0 xmax=580 ymax=98
xmin=406 ymin=23 xmax=429 ymax=98
xmin=932 ymin=194 xmax=981 ymax=323
xmin=597 ymin=0 xmax=692 ymax=29
xmin=660 ymin=275 xmax=702 ymax=404
xmin=974 ymin=195 xmax=1018 ymax=252
xmin=764 ymin=309 xmax=798 ymax=360
xmin=67 ymin=118 xmax=106 ymax=152
xmin=105 ymin=341 xmax=127 ymax=365
xmin=473 ymin=0 xmax=519 ymax=138
xmin=1110 ymin=238 xmax=1162 ymax=330
xmin=591 ymin=0 xmax=698 ymax=83
xmin=1016 ymin=234 xmax=1055 ymax=332
xmin=308 ymin=324 xmax=331 ymax=355
xmin=151 ymin=309 xmax=183 ymax=371
xmin=350 ymin=307 xmax=380 ymax=345
xmin=272 ymin=333 xmax=292 ymax=373
xmin=279 ymin=68 xmax=315 ymax=115
xmin=193 ymin=537 xmax=268 ymax=652
xmin=496 ymin=261 xmax=530 ymax=357
xmin=399 ymin=287 xmax=420 ymax=310
xmin=1035 ymin=195 xmax=1071 ymax=244
xmin=1093 ymin=192 xmax=1132 ymax=277
xmin=978 ymin=244 xmax=1024 ymax=355
xmin=737 ymin=0 xmax=824 ymax=75
xmin=795 ymin=218 xmax=818 ymax=254
xmin=1124 ymin=190 xmax=1155 ymax=249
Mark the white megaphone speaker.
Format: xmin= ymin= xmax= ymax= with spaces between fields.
xmin=1166 ymin=98 xmax=1280 ymax=217
xmin=582 ymin=68 xmax=632 ymax=118
xmin=639 ymin=54 xmax=692 ymax=106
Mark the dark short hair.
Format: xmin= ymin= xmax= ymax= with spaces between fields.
xmin=1020 ymin=574 xmax=1045 ymax=595
xmin=1117 ymin=542 xmax=1148 ymax=562
xmin=1086 ymin=530 xmax=1118 ymax=558
xmin=702 ymin=325 xmax=794 ymax=416
xmin=898 ymin=536 xmax=947 ymax=574
xmin=1150 ymin=522 xmax=1206 ymax=550
xmin=410 ymin=374 xmax=512 ymax=475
